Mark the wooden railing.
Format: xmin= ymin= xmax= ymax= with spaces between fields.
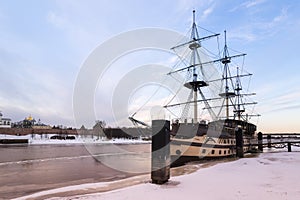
xmin=245 ymin=132 xmax=300 ymax=152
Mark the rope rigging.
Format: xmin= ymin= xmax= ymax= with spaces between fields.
xmin=180 ymin=89 xmax=193 ymax=120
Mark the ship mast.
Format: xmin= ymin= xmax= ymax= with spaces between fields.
xmin=165 ymin=10 xmax=220 ymax=122
xmin=185 ymin=10 xmax=209 ymax=123
xmin=191 ymin=10 xmax=199 ymax=122
xmin=130 ymin=10 xmax=260 ymax=128
xmin=218 ymin=31 xmax=259 ymax=121
xmin=234 ymin=67 xmax=244 ymax=120
xmin=219 ymin=30 xmax=238 ymax=119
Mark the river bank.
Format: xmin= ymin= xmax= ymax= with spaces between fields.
xmin=17 ymin=148 xmax=300 ymax=200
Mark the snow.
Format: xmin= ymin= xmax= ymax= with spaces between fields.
xmin=14 ymin=149 xmax=300 ymax=200
xmin=0 ymin=134 xmax=150 ymax=145
xmin=71 ymin=152 xmax=300 ymax=200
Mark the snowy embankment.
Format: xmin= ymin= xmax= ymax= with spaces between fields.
xmin=16 ymin=149 xmax=300 ymax=200
xmin=0 ymin=134 xmax=150 ymax=145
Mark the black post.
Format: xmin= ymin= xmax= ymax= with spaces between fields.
xmin=235 ymin=127 xmax=244 ymax=158
xmin=151 ymin=120 xmax=170 ymax=184
xmin=258 ymin=132 xmax=263 ymax=152
xmin=288 ymin=142 xmax=291 ymax=152
xmin=267 ymin=134 xmax=271 ymax=148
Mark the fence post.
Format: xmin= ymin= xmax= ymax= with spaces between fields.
xmin=258 ymin=132 xmax=263 ymax=152
xmin=151 ymin=120 xmax=170 ymax=184
xmin=288 ymin=142 xmax=291 ymax=152
xmin=235 ymin=127 xmax=244 ymax=158
xmin=267 ymin=134 xmax=271 ymax=148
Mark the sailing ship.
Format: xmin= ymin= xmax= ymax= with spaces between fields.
xmin=166 ymin=10 xmax=260 ymax=163
xmin=130 ymin=10 xmax=259 ymax=163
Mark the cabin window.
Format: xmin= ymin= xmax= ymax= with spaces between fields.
xmin=176 ymin=150 xmax=181 ymax=155
xmin=202 ymin=149 xmax=206 ymax=154
xmin=224 ymin=150 xmax=226 ymax=154
xmin=211 ymin=150 xmax=215 ymax=154
xmin=219 ymin=150 xmax=222 ymax=154
xmin=228 ymin=150 xmax=231 ymax=154
xmin=224 ymin=140 xmax=226 ymax=144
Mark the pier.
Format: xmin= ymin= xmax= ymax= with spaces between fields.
xmin=245 ymin=132 xmax=300 ymax=152
xmin=262 ymin=133 xmax=300 ymax=152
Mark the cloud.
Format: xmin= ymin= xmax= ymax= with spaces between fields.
xmin=46 ymin=10 xmax=99 ymax=54
xmin=256 ymin=80 xmax=300 ymax=116
xmin=200 ymin=5 xmax=215 ymax=21
xmin=0 ymin=33 xmax=74 ymax=126
xmin=243 ymin=0 xmax=266 ymax=8
xmin=272 ymin=7 xmax=288 ymax=23
xmin=47 ymin=11 xmax=67 ymax=28
xmin=229 ymin=6 xmax=290 ymax=42
xmin=229 ymin=26 xmax=257 ymax=42
xmin=262 ymin=103 xmax=300 ymax=115
xmin=0 ymin=59 xmax=74 ymax=125
xmin=230 ymin=0 xmax=266 ymax=12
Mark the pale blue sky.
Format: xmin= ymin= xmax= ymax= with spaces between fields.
xmin=0 ymin=0 xmax=300 ymax=132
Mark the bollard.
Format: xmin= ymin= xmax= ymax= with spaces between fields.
xmin=151 ymin=120 xmax=170 ymax=184
xmin=257 ymin=132 xmax=263 ymax=152
xmin=235 ymin=127 xmax=244 ymax=158
xmin=288 ymin=142 xmax=291 ymax=152
xmin=267 ymin=134 xmax=271 ymax=148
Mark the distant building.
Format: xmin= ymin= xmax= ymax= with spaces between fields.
xmin=21 ymin=115 xmax=36 ymax=128
xmin=13 ymin=115 xmax=52 ymax=129
xmin=0 ymin=112 xmax=12 ymax=128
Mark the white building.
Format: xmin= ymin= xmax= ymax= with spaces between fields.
xmin=0 ymin=112 xmax=12 ymax=128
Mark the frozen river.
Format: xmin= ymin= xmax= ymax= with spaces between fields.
xmin=0 ymin=143 xmax=150 ymax=199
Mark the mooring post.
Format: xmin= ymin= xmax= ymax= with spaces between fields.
xmin=151 ymin=120 xmax=170 ymax=184
xmin=258 ymin=132 xmax=263 ymax=152
xmin=267 ymin=134 xmax=271 ymax=148
xmin=235 ymin=127 xmax=244 ymax=158
xmin=288 ymin=142 xmax=291 ymax=152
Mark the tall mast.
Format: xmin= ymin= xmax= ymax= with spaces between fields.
xmin=219 ymin=30 xmax=235 ymax=119
xmin=234 ymin=67 xmax=244 ymax=120
xmin=191 ymin=10 xmax=198 ymax=122
xmin=165 ymin=10 xmax=220 ymax=122
xmin=184 ymin=10 xmax=208 ymax=123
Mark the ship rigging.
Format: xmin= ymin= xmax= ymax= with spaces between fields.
xmin=130 ymin=10 xmax=259 ymax=129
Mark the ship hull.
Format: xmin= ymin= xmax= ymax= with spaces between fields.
xmin=170 ymin=126 xmax=255 ymax=166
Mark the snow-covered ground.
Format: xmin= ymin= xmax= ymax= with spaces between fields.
xmin=0 ymin=134 xmax=150 ymax=145
xmin=15 ymin=149 xmax=300 ymax=200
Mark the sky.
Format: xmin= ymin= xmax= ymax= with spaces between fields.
xmin=0 ymin=0 xmax=300 ymax=133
